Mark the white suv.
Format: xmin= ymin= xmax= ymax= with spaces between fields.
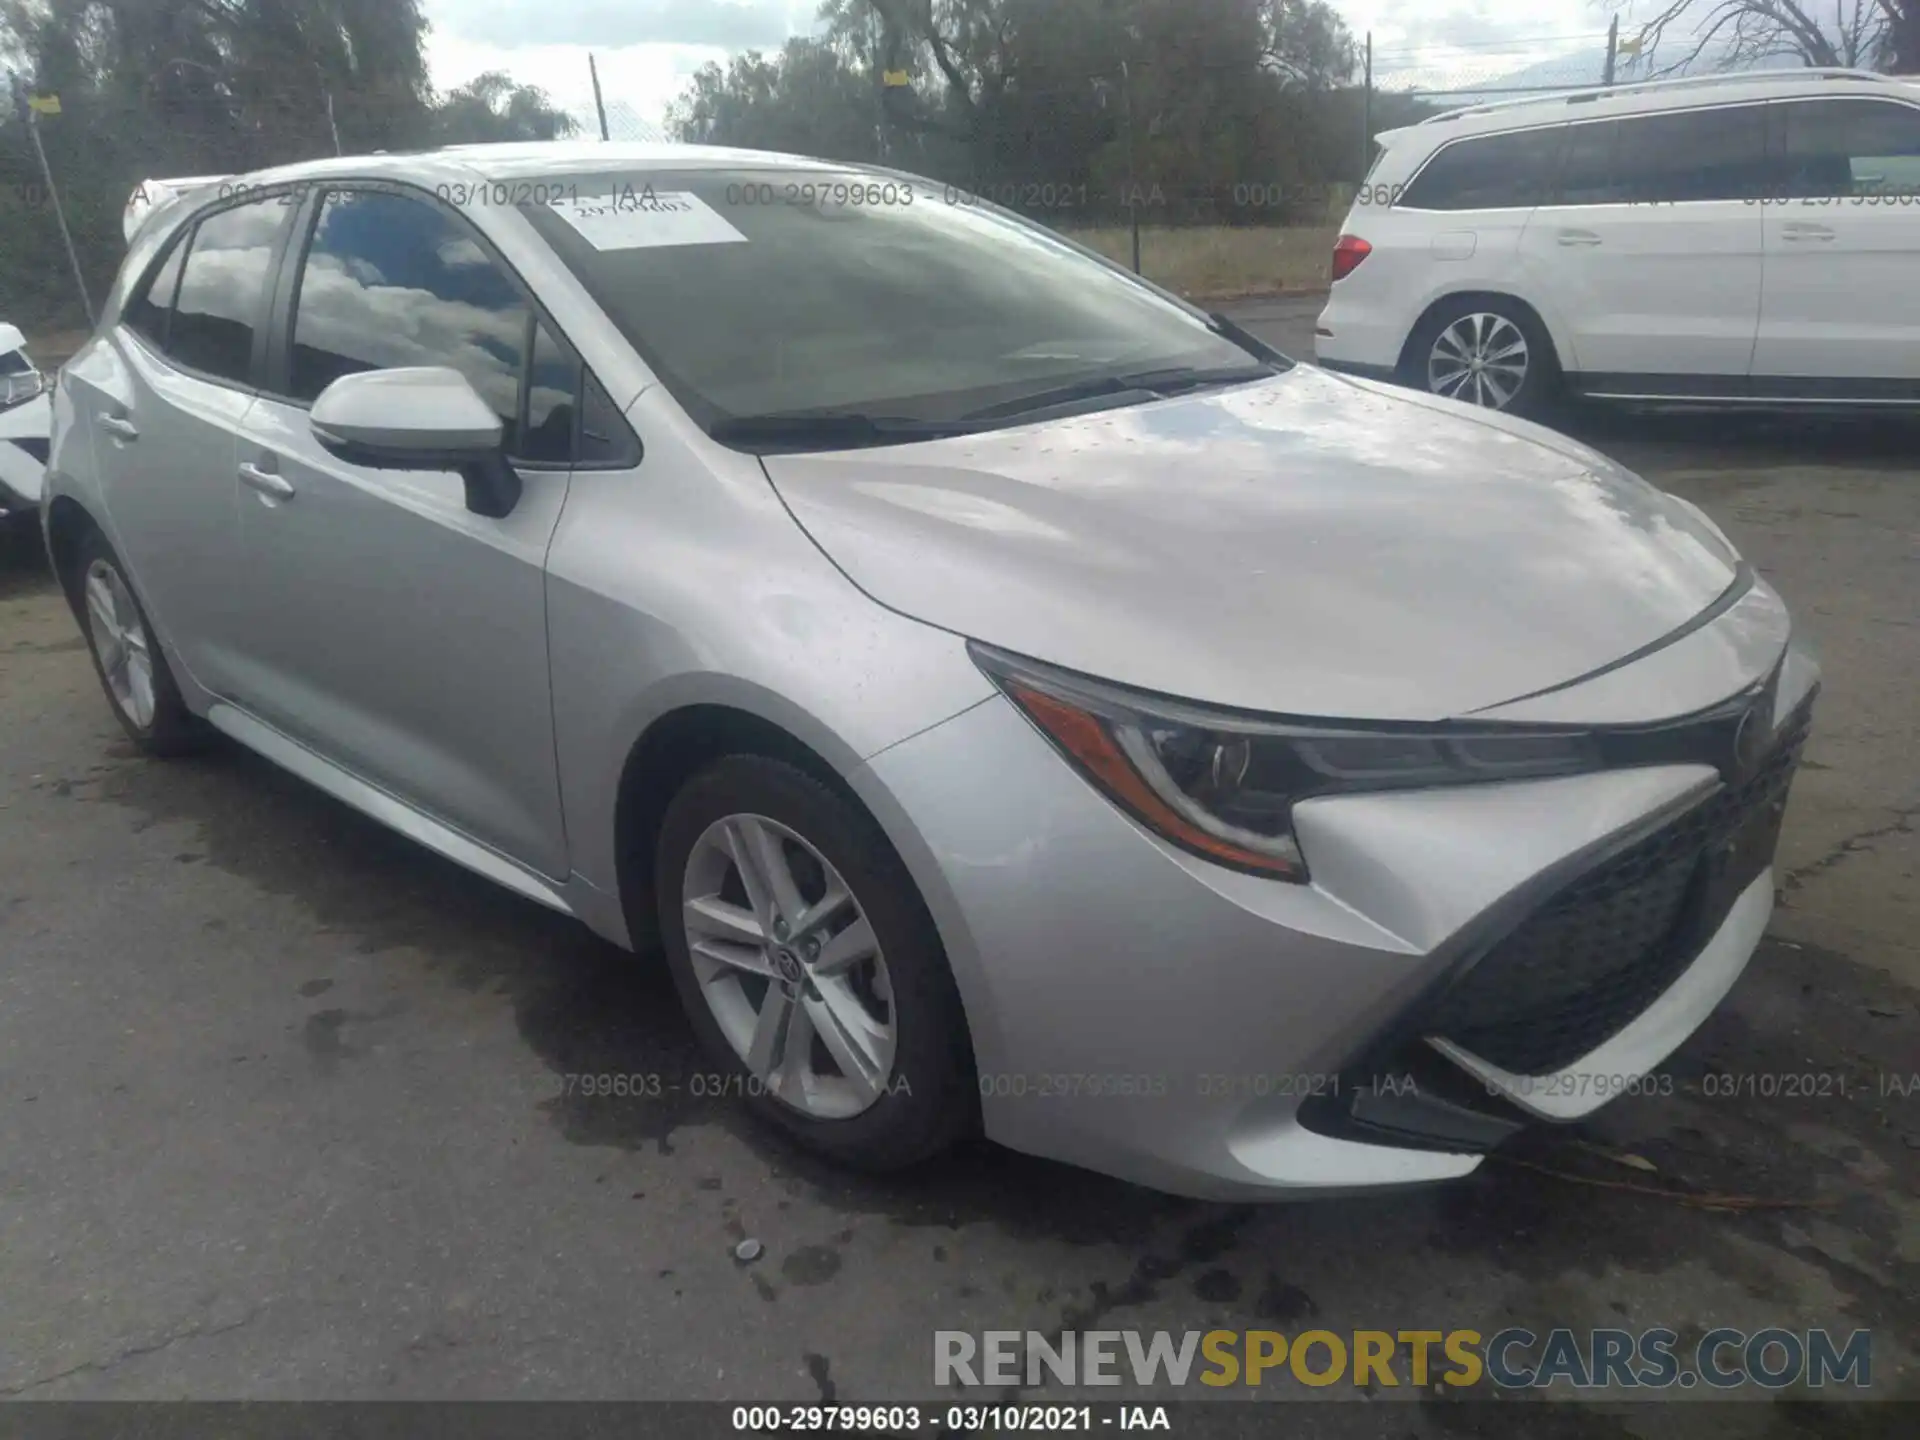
xmin=1315 ymin=67 xmax=1920 ymax=414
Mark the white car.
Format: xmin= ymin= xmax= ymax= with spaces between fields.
xmin=0 ymin=322 xmax=51 ymax=523
xmin=1315 ymin=67 xmax=1920 ymax=414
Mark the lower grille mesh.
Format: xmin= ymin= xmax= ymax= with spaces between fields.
xmin=1427 ymin=713 xmax=1809 ymax=1077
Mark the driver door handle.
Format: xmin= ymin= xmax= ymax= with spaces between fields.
xmin=98 ymin=415 xmax=139 ymax=441
xmin=1556 ymin=229 xmax=1603 ymax=247
xmin=238 ymin=462 xmax=295 ymax=500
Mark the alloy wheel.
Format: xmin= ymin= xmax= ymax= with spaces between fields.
xmin=1427 ymin=313 xmax=1530 ymax=410
xmin=83 ymin=558 xmax=156 ymax=730
xmin=681 ymin=813 xmax=896 ymax=1119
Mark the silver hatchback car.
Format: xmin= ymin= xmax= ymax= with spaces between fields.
xmin=45 ymin=142 xmax=1817 ymax=1199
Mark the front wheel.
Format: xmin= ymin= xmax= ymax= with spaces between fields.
xmin=654 ymin=754 xmax=976 ymax=1170
xmin=1402 ymin=299 xmax=1559 ymax=417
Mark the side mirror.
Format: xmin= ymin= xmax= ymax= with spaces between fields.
xmin=310 ymin=367 xmax=522 ymax=519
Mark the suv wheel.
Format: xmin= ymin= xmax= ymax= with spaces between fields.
xmin=73 ymin=529 xmax=206 ymax=756
xmin=1403 ymin=298 xmax=1558 ymax=416
xmin=655 ymin=755 xmax=976 ymax=1170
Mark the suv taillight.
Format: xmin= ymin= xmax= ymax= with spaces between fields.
xmin=1331 ymin=234 xmax=1372 ymax=283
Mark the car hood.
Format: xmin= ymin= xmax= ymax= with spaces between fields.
xmin=760 ymin=366 xmax=1744 ymax=721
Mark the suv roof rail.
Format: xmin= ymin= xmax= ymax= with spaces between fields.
xmin=1420 ymin=65 xmax=1884 ymax=125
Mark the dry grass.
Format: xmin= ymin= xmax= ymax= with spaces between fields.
xmin=24 ymin=328 xmax=91 ymax=369
xmin=1069 ymin=225 xmax=1336 ymax=300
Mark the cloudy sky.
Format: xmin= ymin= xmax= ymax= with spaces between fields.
xmin=419 ymin=0 xmax=1652 ymax=132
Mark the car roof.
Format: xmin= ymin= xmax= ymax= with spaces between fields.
xmin=125 ymin=142 xmax=860 ymax=249
xmin=224 ymin=140 xmax=852 ymax=191
xmin=1375 ymin=66 xmax=1918 ymax=150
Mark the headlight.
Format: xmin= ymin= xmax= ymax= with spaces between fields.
xmin=1 ymin=370 xmax=45 ymax=408
xmin=971 ymin=644 xmax=1603 ymax=882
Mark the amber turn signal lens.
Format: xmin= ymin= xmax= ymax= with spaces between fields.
xmin=1007 ymin=684 xmax=1305 ymax=880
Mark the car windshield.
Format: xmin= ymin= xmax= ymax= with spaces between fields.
xmin=518 ymin=168 xmax=1283 ymax=445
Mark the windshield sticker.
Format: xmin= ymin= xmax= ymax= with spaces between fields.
xmin=547 ymin=187 xmax=748 ymax=251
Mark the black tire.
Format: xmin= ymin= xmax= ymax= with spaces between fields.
xmin=655 ymin=754 xmax=976 ymax=1170
xmin=1400 ymin=296 xmax=1562 ymax=419
xmin=71 ymin=527 xmax=208 ymax=756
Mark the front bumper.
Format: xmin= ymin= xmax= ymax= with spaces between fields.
xmin=856 ymin=644 xmax=1817 ymax=1200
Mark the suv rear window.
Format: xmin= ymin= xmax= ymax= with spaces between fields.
xmin=1398 ymin=126 xmax=1564 ymax=210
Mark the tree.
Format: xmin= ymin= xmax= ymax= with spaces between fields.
xmin=432 ymin=72 xmax=577 ymax=143
xmin=0 ymin=0 xmax=436 ymax=331
xmin=1608 ymin=0 xmax=1918 ymax=74
xmin=668 ymin=38 xmax=879 ymax=161
xmin=1256 ymin=0 xmax=1357 ymax=90
xmin=672 ymin=0 xmax=1375 ymax=221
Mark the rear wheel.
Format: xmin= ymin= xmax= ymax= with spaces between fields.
xmin=655 ymin=754 xmax=975 ymax=1170
xmin=73 ymin=529 xmax=206 ymax=756
xmin=1402 ymin=297 xmax=1559 ymax=417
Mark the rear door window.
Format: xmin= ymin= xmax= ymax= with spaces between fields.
xmin=1553 ymin=120 xmax=1628 ymax=205
xmin=1555 ymin=107 xmax=1771 ymax=206
xmin=124 ymin=237 xmax=189 ymax=352
xmin=166 ymin=198 xmax=291 ymax=385
xmin=1398 ymin=126 xmax=1565 ymax=211
xmin=1608 ymin=104 xmax=1770 ymax=203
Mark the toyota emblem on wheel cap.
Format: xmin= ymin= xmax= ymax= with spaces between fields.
xmin=772 ymin=948 xmax=804 ymax=986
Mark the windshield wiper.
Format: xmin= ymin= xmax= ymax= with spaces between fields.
xmin=956 ymin=362 xmax=1281 ymax=424
xmin=708 ymin=412 xmax=974 ymax=452
xmin=1125 ymin=362 xmax=1284 ymax=394
xmin=1207 ymin=312 xmax=1294 ymax=367
xmin=711 ymin=359 xmax=1286 ymax=450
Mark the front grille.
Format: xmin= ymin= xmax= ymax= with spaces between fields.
xmin=1426 ymin=709 xmax=1810 ymax=1077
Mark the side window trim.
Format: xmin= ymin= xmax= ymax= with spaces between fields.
xmin=128 ymin=225 xmax=193 ymax=355
xmin=577 ymin=370 xmax=643 ymax=471
xmin=260 ymin=185 xmax=329 ymax=402
xmin=247 ymin=190 xmax=315 ymax=392
xmin=516 ymin=310 xmax=542 ymax=447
